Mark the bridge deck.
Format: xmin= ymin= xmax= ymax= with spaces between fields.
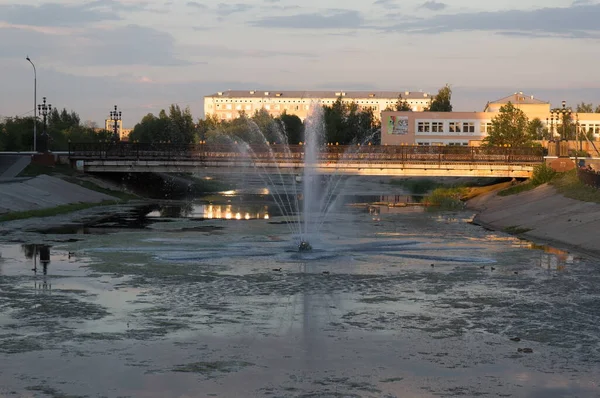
xmin=68 ymin=143 xmax=544 ymax=178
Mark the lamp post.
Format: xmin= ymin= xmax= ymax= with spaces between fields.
xmin=109 ymin=105 xmax=122 ymax=143
xmin=550 ymin=100 xmax=572 ymax=157
xmin=37 ymin=97 xmax=52 ymax=153
xmin=26 ymin=56 xmax=37 ymax=152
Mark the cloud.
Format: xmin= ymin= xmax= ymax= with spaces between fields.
xmin=187 ymin=1 xmax=207 ymax=9
xmin=419 ymin=1 xmax=447 ymax=11
xmin=0 ymin=24 xmax=189 ymax=66
xmin=0 ymin=2 xmax=120 ymax=26
xmin=385 ymin=4 xmax=600 ymax=38
xmin=373 ymin=0 xmax=400 ymax=8
xmin=251 ymin=9 xmax=363 ymax=29
xmin=181 ymin=44 xmax=316 ymax=59
xmin=216 ymin=3 xmax=253 ymax=16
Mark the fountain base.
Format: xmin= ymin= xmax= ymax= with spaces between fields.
xmin=298 ymin=241 xmax=312 ymax=252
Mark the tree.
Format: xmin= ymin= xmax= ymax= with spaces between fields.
xmin=129 ymin=105 xmax=197 ymax=143
xmin=426 ymin=84 xmax=453 ymax=112
xmin=576 ymin=102 xmax=594 ymax=113
xmin=483 ymin=102 xmax=532 ymax=147
xmin=527 ymin=118 xmax=546 ymax=140
xmin=277 ymin=113 xmax=304 ymax=145
xmin=393 ymin=94 xmax=412 ymax=111
xmin=129 ymin=112 xmax=170 ymax=143
xmin=596 ymin=105 xmax=600 ymax=113
xmin=167 ymin=104 xmax=196 ymax=144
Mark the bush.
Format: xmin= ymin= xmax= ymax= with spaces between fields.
xmin=530 ymin=163 xmax=557 ymax=186
xmin=426 ymin=187 xmax=468 ymax=210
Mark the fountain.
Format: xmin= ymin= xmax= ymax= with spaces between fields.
xmin=211 ymin=105 xmax=363 ymax=252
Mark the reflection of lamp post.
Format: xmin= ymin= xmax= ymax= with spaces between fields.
xmin=26 ymin=56 xmax=37 ymax=151
xmin=37 ymin=96 xmax=52 ymax=153
xmin=110 ymin=105 xmax=122 ymax=142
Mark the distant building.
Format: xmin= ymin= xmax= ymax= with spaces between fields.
xmin=104 ymin=119 xmax=131 ymax=140
xmin=382 ymin=92 xmax=600 ymax=147
xmin=204 ymin=90 xmax=433 ymax=121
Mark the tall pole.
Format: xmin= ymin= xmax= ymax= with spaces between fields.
xmin=38 ymin=97 xmax=52 ymax=153
xmin=109 ymin=105 xmax=122 ymax=142
xmin=26 ymin=56 xmax=37 ymax=152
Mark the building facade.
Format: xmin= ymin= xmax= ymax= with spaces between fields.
xmin=382 ymin=92 xmax=600 ymax=147
xmin=104 ymin=119 xmax=131 ymax=140
xmin=204 ymin=90 xmax=433 ymax=121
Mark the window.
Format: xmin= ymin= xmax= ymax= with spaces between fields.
xmin=226 ymin=104 xmax=232 ymax=110
xmin=235 ymin=104 xmax=242 ymax=110
xmin=449 ymin=122 xmax=461 ymax=133
xmin=463 ymin=122 xmax=475 ymax=133
xmin=245 ymin=105 xmax=251 ymax=111
xmin=265 ymin=105 xmax=271 ymax=110
xmin=418 ymin=122 xmax=430 ymax=133
xmin=480 ymin=122 xmax=492 ymax=133
xmin=431 ymin=122 xmax=443 ymax=133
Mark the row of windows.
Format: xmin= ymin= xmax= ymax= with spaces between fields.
xmin=416 ymin=121 xmax=478 ymax=134
xmin=210 ymin=99 xmax=431 ymax=104
xmin=212 ymin=104 xmax=383 ymax=112
xmin=580 ymin=124 xmax=600 ymax=134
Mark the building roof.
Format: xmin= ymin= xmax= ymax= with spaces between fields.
xmin=488 ymin=92 xmax=549 ymax=105
xmin=205 ymin=90 xmax=432 ymax=100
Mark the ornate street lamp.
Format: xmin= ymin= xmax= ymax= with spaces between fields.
xmin=550 ymin=100 xmax=572 ymax=141
xmin=37 ymin=96 xmax=52 ymax=152
xmin=26 ymin=56 xmax=37 ymax=151
xmin=109 ymin=105 xmax=122 ymax=142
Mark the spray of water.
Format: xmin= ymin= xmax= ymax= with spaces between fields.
xmin=210 ymin=104 xmax=377 ymax=251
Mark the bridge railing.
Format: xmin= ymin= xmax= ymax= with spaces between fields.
xmin=68 ymin=142 xmax=545 ymax=164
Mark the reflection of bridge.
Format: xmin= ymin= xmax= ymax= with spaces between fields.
xmin=68 ymin=143 xmax=545 ymax=178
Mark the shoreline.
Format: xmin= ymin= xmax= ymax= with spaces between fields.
xmin=466 ymin=183 xmax=600 ymax=259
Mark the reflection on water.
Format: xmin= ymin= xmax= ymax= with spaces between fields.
xmin=1 ymin=191 xmax=599 ymax=397
xmin=21 ymin=244 xmax=52 ymax=275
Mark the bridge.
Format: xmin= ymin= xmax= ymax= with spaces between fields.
xmin=68 ymin=143 xmax=545 ymax=178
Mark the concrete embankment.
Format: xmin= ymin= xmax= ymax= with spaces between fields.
xmin=467 ymin=184 xmax=600 ymax=257
xmin=0 ymin=174 xmax=116 ymax=214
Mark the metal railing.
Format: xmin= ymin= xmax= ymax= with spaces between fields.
xmin=68 ymin=142 xmax=545 ymax=165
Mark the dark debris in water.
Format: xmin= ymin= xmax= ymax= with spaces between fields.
xmin=171 ymin=360 xmax=253 ymax=376
xmin=25 ymin=385 xmax=86 ymax=398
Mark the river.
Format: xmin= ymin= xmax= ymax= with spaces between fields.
xmin=0 ymin=181 xmax=599 ymax=397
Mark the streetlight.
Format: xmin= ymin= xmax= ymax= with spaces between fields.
xmin=550 ymin=101 xmax=573 ymax=158
xmin=38 ymin=97 xmax=52 ymax=153
xmin=26 ymin=56 xmax=37 ymax=152
xmin=109 ymin=105 xmax=122 ymax=142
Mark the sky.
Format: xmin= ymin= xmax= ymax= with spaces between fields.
xmin=1 ymin=0 xmax=599 ymax=127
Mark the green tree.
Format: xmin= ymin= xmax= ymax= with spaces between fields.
xmin=277 ymin=112 xmax=304 ymax=145
xmin=426 ymin=84 xmax=453 ymax=112
xmin=197 ymin=114 xmax=221 ymax=141
xmin=321 ymin=98 xmax=379 ymax=145
xmin=555 ymin=112 xmax=575 ymax=140
xmin=385 ymin=94 xmax=412 ymax=111
xmin=527 ymin=118 xmax=546 ymax=140
xmin=576 ymin=102 xmax=594 ymax=113
xmin=483 ymin=102 xmax=532 ymax=147
xmin=129 ymin=112 xmax=170 ymax=143
xmin=0 ymin=116 xmax=36 ymax=151
xmin=596 ymin=105 xmax=600 ymax=113
xmin=167 ymin=104 xmax=196 ymax=144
